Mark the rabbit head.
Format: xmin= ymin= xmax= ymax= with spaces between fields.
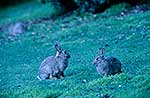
xmin=92 ymin=48 xmax=105 ymax=66
xmin=55 ymin=43 xmax=70 ymax=59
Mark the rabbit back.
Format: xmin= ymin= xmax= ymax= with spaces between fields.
xmin=96 ymin=60 xmax=112 ymax=75
xmin=38 ymin=56 xmax=59 ymax=80
xmin=106 ymin=56 xmax=121 ymax=75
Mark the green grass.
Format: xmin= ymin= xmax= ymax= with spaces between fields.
xmin=0 ymin=2 xmax=150 ymax=98
xmin=0 ymin=1 xmax=60 ymax=25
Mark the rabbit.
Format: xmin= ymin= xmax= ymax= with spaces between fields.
xmin=8 ymin=22 xmax=27 ymax=36
xmin=92 ymin=48 xmax=121 ymax=76
xmin=37 ymin=43 xmax=70 ymax=80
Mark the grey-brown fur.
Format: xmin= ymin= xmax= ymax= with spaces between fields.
xmin=37 ymin=43 xmax=70 ymax=80
xmin=92 ymin=48 xmax=121 ymax=76
xmin=8 ymin=22 xmax=27 ymax=36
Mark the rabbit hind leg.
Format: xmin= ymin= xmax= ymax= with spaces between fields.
xmin=59 ymin=73 xmax=64 ymax=79
xmin=49 ymin=74 xmax=58 ymax=80
xmin=54 ymin=71 xmax=64 ymax=79
xmin=38 ymin=73 xmax=49 ymax=80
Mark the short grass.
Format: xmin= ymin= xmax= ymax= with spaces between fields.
xmin=0 ymin=1 xmax=59 ymax=25
xmin=0 ymin=2 xmax=150 ymax=98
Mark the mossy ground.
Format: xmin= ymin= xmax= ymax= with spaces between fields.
xmin=0 ymin=2 xmax=150 ymax=98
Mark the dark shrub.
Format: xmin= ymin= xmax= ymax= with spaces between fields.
xmin=41 ymin=0 xmax=150 ymax=13
xmin=49 ymin=0 xmax=124 ymax=13
xmin=0 ymin=0 xmax=32 ymax=7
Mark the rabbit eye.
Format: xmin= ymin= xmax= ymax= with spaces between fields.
xmin=63 ymin=51 xmax=67 ymax=54
xmin=96 ymin=57 xmax=99 ymax=60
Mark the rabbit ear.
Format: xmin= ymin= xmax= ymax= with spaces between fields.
xmin=56 ymin=51 xmax=60 ymax=57
xmin=99 ymin=48 xmax=105 ymax=56
xmin=55 ymin=42 xmax=62 ymax=52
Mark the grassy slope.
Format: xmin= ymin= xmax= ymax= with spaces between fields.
xmin=0 ymin=2 xmax=150 ymax=98
xmin=0 ymin=1 xmax=59 ymax=25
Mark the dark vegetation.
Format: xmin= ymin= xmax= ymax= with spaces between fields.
xmin=0 ymin=0 xmax=32 ymax=7
xmin=43 ymin=0 xmax=149 ymax=13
